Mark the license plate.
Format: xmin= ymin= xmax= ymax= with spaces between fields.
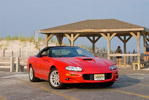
xmin=94 ymin=74 xmax=105 ymax=80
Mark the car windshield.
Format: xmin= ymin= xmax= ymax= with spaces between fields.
xmin=49 ymin=47 xmax=94 ymax=57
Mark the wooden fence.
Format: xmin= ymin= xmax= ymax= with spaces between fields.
xmin=0 ymin=57 xmax=27 ymax=72
xmin=0 ymin=49 xmax=39 ymax=58
xmin=0 ymin=49 xmax=141 ymax=72
xmin=95 ymin=51 xmax=138 ymax=65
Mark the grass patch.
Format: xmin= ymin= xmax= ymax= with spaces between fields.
xmin=0 ymin=44 xmax=3 ymax=50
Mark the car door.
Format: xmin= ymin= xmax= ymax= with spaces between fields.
xmin=36 ymin=48 xmax=51 ymax=79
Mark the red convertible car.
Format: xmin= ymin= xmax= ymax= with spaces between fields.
xmin=27 ymin=46 xmax=118 ymax=89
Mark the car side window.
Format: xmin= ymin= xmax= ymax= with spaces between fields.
xmin=40 ymin=49 xmax=49 ymax=57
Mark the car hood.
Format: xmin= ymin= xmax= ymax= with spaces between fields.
xmin=53 ymin=57 xmax=115 ymax=71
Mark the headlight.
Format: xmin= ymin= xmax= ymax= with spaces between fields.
xmin=65 ymin=66 xmax=82 ymax=72
xmin=109 ymin=65 xmax=117 ymax=71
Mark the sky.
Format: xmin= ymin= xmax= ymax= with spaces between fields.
xmin=0 ymin=0 xmax=149 ymax=52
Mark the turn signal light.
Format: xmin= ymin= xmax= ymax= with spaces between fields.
xmin=65 ymin=74 xmax=77 ymax=76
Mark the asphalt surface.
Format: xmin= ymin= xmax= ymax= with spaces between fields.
xmin=0 ymin=68 xmax=149 ymax=100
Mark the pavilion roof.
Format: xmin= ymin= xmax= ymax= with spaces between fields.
xmin=39 ymin=19 xmax=146 ymax=34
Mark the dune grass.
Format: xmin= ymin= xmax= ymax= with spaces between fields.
xmin=0 ymin=44 xmax=2 ymax=50
xmin=0 ymin=35 xmax=47 ymax=49
xmin=0 ymin=35 xmax=44 ymax=42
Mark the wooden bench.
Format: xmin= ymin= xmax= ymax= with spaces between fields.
xmin=132 ymin=61 xmax=149 ymax=70
xmin=132 ymin=54 xmax=149 ymax=70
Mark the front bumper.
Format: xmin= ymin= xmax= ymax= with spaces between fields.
xmin=60 ymin=70 xmax=118 ymax=83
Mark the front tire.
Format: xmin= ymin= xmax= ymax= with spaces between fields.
xmin=49 ymin=68 xmax=65 ymax=89
xmin=29 ymin=65 xmax=40 ymax=82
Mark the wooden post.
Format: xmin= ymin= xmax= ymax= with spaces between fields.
xmin=56 ymin=34 xmax=64 ymax=46
xmin=117 ymin=35 xmax=132 ymax=67
xmin=70 ymin=34 xmax=74 ymax=46
xmin=107 ymin=33 xmax=110 ymax=60
xmin=124 ymin=35 xmax=126 ymax=67
xmin=16 ymin=56 xmax=20 ymax=72
xmin=65 ymin=33 xmax=79 ymax=46
xmin=87 ymin=36 xmax=101 ymax=55
xmin=19 ymin=48 xmax=21 ymax=57
xmin=137 ymin=32 xmax=141 ymax=70
xmin=11 ymin=50 xmax=13 ymax=57
xmin=45 ymin=34 xmax=48 ymax=47
xmin=93 ymin=36 xmax=96 ymax=55
xmin=130 ymin=32 xmax=141 ymax=70
xmin=101 ymin=33 xmax=117 ymax=60
xmin=10 ymin=57 xmax=14 ymax=72
xmin=45 ymin=34 xmax=53 ymax=47
xmin=2 ymin=49 xmax=5 ymax=57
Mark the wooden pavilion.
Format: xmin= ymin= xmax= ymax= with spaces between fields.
xmin=39 ymin=19 xmax=149 ymax=70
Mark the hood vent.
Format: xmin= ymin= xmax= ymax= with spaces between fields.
xmin=75 ymin=57 xmax=95 ymax=61
xmin=83 ymin=58 xmax=93 ymax=61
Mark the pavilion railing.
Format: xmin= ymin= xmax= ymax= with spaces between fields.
xmin=96 ymin=52 xmax=138 ymax=65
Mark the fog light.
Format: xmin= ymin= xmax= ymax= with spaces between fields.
xmin=66 ymin=78 xmax=69 ymax=81
xmin=115 ymin=72 xmax=118 ymax=75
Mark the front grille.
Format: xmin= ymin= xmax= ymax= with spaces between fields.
xmin=83 ymin=73 xmax=112 ymax=80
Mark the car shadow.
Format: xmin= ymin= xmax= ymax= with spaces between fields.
xmin=24 ymin=75 xmax=141 ymax=90
xmin=66 ymin=75 xmax=140 ymax=89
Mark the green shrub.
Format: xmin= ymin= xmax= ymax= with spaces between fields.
xmin=50 ymin=39 xmax=55 ymax=43
xmin=28 ymin=36 xmax=35 ymax=42
xmin=0 ymin=37 xmax=4 ymax=41
xmin=14 ymin=36 xmax=18 ymax=40
xmin=38 ymin=37 xmax=42 ymax=41
xmin=0 ymin=44 xmax=2 ymax=50
xmin=5 ymin=36 xmax=11 ymax=41
xmin=19 ymin=36 xmax=26 ymax=42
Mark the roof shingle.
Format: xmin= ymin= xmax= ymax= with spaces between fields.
xmin=40 ymin=19 xmax=144 ymax=31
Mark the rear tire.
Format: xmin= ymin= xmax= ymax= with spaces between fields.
xmin=100 ymin=82 xmax=114 ymax=87
xmin=29 ymin=65 xmax=40 ymax=82
xmin=49 ymin=68 xmax=65 ymax=89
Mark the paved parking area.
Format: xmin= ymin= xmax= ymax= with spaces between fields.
xmin=0 ymin=68 xmax=149 ymax=100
